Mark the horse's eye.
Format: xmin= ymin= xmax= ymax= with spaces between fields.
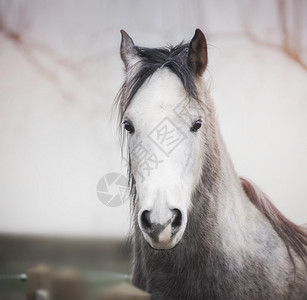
xmin=123 ymin=120 xmax=135 ymax=134
xmin=191 ymin=120 xmax=202 ymax=132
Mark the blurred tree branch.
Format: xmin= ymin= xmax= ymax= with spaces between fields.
xmin=238 ymin=0 xmax=307 ymax=71
xmin=0 ymin=0 xmax=84 ymax=102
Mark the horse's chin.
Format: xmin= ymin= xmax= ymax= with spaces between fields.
xmin=144 ymin=236 xmax=182 ymax=251
xmin=150 ymin=242 xmax=176 ymax=250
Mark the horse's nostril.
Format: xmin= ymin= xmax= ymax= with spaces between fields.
xmin=171 ymin=209 xmax=182 ymax=229
xmin=140 ymin=210 xmax=152 ymax=230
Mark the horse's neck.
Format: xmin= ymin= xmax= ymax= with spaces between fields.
xmin=192 ymin=124 xmax=273 ymax=254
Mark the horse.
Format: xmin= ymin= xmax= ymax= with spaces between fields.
xmin=114 ymin=29 xmax=307 ymax=299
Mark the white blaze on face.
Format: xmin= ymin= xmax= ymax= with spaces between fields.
xmin=124 ymin=68 xmax=205 ymax=249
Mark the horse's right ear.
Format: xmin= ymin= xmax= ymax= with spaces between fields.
xmin=187 ymin=29 xmax=208 ymax=76
xmin=120 ymin=30 xmax=139 ymax=70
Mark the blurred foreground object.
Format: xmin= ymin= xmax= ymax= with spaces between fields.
xmin=97 ymin=281 xmax=150 ymax=300
xmin=26 ymin=266 xmax=150 ymax=300
xmin=50 ymin=268 xmax=85 ymax=300
xmin=0 ymin=234 xmax=131 ymax=299
xmin=26 ymin=265 xmax=85 ymax=300
xmin=26 ymin=265 xmax=51 ymax=300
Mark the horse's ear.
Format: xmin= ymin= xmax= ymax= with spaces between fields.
xmin=120 ymin=30 xmax=139 ymax=70
xmin=187 ymin=29 xmax=208 ymax=76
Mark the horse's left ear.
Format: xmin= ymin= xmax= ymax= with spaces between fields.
xmin=187 ymin=29 xmax=208 ymax=76
xmin=120 ymin=30 xmax=140 ymax=70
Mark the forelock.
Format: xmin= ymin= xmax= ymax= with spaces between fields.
xmin=114 ymin=43 xmax=200 ymax=122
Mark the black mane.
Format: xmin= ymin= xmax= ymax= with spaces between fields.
xmin=115 ymin=43 xmax=199 ymax=121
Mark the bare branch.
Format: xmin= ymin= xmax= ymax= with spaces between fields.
xmin=236 ymin=0 xmax=307 ymax=71
xmin=0 ymin=2 xmax=88 ymax=102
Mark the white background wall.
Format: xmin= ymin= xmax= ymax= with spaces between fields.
xmin=0 ymin=0 xmax=306 ymax=238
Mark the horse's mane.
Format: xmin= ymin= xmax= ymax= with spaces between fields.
xmin=240 ymin=177 xmax=307 ymax=265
